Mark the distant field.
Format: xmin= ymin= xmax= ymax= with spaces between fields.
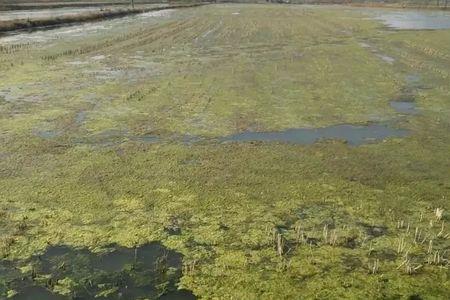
xmin=0 ymin=3 xmax=449 ymax=300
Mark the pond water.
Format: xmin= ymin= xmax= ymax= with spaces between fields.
xmin=220 ymin=123 xmax=410 ymax=146
xmin=2 ymin=242 xmax=196 ymax=300
xmin=370 ymin=9 xmax=450 ymax=30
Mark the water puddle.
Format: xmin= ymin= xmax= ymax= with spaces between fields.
xmin=0 ymin=23 xmax=108 ymax=45
xmin=91 ymin=54 xmax=106 ymax=61
xmin=375 ymin=53 xmax=395 ymax=64
xmin=1 ymin=242 xmax=196 ymax=299
xmin=389 ymin=74 xmax=422 ymax=115
xmin=220 ymin=123 xmax=409 ymax=146
xmin=35 ymin=130 xmax=61 ymax=139
xmin=0 ymin=86 xmax=45 ymax=103
xmin=358 ymin=42 xmax=371 ymax=48
xmin=0 ymin=89 xmax=12 ymax=102
xmin=405 ymin=74 xmax=421 ymax=85
xmin=370 ymin=9 xmax=450 ymax=30
xmin=131 ymin=135 xmax=161 ymax=143
xmin=84 ymin=63 xmax=162 ymax=83
xmin=358 ymin=41 xmax=396 ymax=64
xmin=390 ymin=101 xmax=417 ymax=115
xmin=74 ymin=111 xmax=87 ymax=124
xmin=38 ymin=122 xmax=411 ymax=147
xmin=359 ymin=223 xmax=388 ymax=238
xmin=65 ymin=60 xmax=88 ymax=66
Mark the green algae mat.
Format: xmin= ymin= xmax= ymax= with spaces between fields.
xmin=0 ymin=4 xmax=449 ymax=299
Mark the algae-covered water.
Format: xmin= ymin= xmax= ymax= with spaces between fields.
xmin=0 ymin=4 xmax=449 ymax=299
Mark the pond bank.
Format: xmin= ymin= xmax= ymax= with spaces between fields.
xmin=0 ymin=2 xmax=132 ymax=11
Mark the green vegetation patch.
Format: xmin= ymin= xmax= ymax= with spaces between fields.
xmin=0 ymin=4 xmax=449 ymax=299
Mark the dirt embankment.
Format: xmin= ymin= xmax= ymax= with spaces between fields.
xmin=0 ymin=1 xmax=167 ymax=11
xmin=0 ymin=3 xmax=207 ymax=33
xmin=0 ymin=3 xmax=130 ymax=11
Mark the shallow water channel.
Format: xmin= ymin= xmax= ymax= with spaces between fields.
xmin=220 ymin=123 xmax=409 ymax=146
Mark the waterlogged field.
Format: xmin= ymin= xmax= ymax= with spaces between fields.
xmin=0 ymin=4 xmax=449 ymax=299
